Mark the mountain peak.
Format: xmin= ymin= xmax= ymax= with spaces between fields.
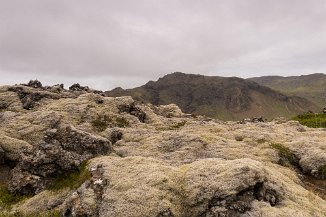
xmin=106 ymin=73 xmax=318 ymax=120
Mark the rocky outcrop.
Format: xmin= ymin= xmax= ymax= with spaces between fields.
xmin=9 ymin=125 xmax=112 ymax=195
xmin=118 ymin=101 xmax=147 ymax=123
xmin=26 ymin=80 xmax=43 ymax=89
xmin=7 ymin=85 xmax=62 ymax=110
xmin=69 ymin=83 xmax=90 ymax=92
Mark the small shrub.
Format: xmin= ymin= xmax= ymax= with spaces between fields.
xmin=91 ymin=115 xmax=112 ymax=132
xmin=270 ymin=143 xmax=298 ymax=165
xmin=50 ymin=161 xmax=91 ymax=191
xmin=169 ymin=120 xmax=187 ymax=130
xmin=115 ymin=117 xmax=130 ymax=128
xmin=256 ymin=138 xmax=266 ymax=144
xmin=91 ymin=115 xmax=129 ymax=131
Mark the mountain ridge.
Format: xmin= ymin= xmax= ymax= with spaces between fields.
xmin=106 ymin=72 xmax=319 ymax=120
xmin=248 ymin=73 xmax=326 ymax=109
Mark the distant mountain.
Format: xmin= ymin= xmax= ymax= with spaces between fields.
xmin=249 ymin=73 xmax=326 ymax=109
xmin=106 ymin=72 xmax=319 ymax=120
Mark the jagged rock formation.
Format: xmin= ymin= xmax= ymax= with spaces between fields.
xmin=106 ymin=72 xmax=319 ymax=121
xmin=0 ymin=81 xmax=325 ymax=216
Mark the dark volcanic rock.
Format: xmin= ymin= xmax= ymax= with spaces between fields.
xmin=203 ymin=182 xmax=280 ymax=217
xmin=27 ymin=80 xmax=43 ymax=88
xmin=69 ymin=83 xmax=90 ymax=92
xmin=9 ymin=125 xmax=112 ymax=195
xmin=0 ymin=101 xmax=8 ymax=110
xmin=45 ymin=84 xmax=65 ymax=93
xmin=109 ymin=129 xmax=123 ymax=144
xmin=8 ymin=86 xmax=50 ymax=110
xmin=0 ymin=146 xmax=4 ymax=164
xmin=118 ymin=102 xmax=146 ymax=123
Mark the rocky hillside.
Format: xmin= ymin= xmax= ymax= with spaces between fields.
xmin=106 ymin=72 xmax=319 ymax=121
xmin=249 ymin=73 xmax=326 ymax=110
xmin=0 ymin=81 xmax=325 ymax=216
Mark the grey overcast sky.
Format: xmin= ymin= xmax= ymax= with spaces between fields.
xmin=0 ymin=0 xmax=326 ymax=90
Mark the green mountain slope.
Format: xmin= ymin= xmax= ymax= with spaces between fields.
xmin=249 ymin=73 xmax=326 ymax=109
xmin=106 ymin=72 xmax=319 ymax=120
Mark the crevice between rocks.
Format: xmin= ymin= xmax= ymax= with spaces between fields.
xmin=201 ymin=182 xmax=280 ymax=217
xmin=272 ymin=145 xmax=326 ymax=200
xmin=63 ymin=164 xmax=107 ymax=217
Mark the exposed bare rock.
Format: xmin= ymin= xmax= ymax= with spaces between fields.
xmin=26 ymin=80 xmax=43 ymax=88
xmin=0 ymin=101 xmax=8 ymax=110
xmin=69 ymin=83 xmax=90 ymax=92
xmin=7 ymin=85 xmax=62 ymax=110
xmin=0 ymin=146 xmax=4 ymax=164
xmin=107 ymin=128 xmax=123 ymax=144
xmin=118 ymin=101 xmax=147 ymax=122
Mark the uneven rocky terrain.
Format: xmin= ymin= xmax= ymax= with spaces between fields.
xmin=0 ymin=81 xmax=325 ymax=216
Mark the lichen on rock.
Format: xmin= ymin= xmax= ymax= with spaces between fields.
xmin=0 ymin=82 xmax=325 ymax=216
xmin=8 ymin=125 xmax=112 ymax=195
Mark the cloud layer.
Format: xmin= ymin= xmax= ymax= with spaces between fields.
xmin=1 ymin=0 xmax=326 ymax=89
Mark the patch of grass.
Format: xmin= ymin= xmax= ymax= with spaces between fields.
xmin=292 ymin=113 xmax=326 ymax=128
xmin=0 ymin=185 xmax=31 ymax=209
xmin=317 ymin=165 xmax=326 ymax=179
xmin=115 ymin=117 xmax=130 ymax=128
xmin=50 ymin=161 xmax=91 ymax=191
xmin=91 ymin=115 xmax=112 ymax=132
xmin=91 ymin=115 xmax=130 ymax=131
xmin=169 ymin=120 xmax=186 ymax=130
xmin=270 ymin=143 xmax=298 ymax=165
xmin=256 ymin=138 xmax=266 ymax=144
